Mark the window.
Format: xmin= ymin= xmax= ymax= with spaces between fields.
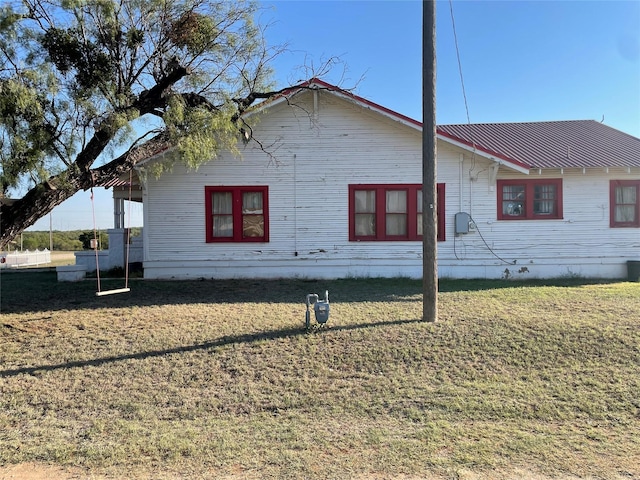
xmin=205 ymin=186 xmax=269 ymax=242
xmin=349 ymin=184 xmax=445 ymax=241
xmin=610 ymin=180 xmax=640 ymax=227
xmin=497 ymin=179 xmax=563 ymax=220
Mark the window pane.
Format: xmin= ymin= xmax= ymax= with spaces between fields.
xmin=385 ymin=190 xmax=407 ymax=235
xmin=243 ymin=215 xmax=264 ymax=237
xmin=355 ymin=190 xmax=375 ymax=213
xmin=355 ymin=214 xmax=375 ymax=236
xmin=354 ymin=190 xmax=376 ymax=236
xmin=386 ymin=214 xmax=407 ymax=235
xmin=534 ymin=184 xmax=556 ymax=215
xmin=614 ymin=186 xmax=637 ymax=223
xmin=243 ymin=192 xmax=263 ymax=213
xmin=503 ymin=185 xmax=525 ymax=200
xmin=212 ymin=192 xmax=233 ymax=237
xmin=502 ymin=185 xmax=525 ymax=217
xmin=213 ymin=216 xmax=233 ymax=237
xmin=386 ymin=191 xmax=407 ymax=213
xmin=213 ymin=192 xmax=232 ymax=214
xmin=615 ymin=206 xmax=636 ymax=223
xmin=616 ymin=186 xmax=636 ymax=204
xmin=417 ymin=190 xmax=423 ymax=213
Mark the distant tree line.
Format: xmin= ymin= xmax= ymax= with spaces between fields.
xmin=8 ymin=228 xmax=142 ymax=252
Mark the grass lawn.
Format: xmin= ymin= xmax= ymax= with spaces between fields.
xmin=0 ymin=272 xmax=639 ymax=479
xmin=46 ymin=251 xmax=77 ymax=268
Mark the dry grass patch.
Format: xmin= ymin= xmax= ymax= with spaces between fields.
xmin=1 ymin=273 xmax=639 ymax=479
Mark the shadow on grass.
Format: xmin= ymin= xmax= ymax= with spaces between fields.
xmin=0 ymin=270 xmax=621 ymax=314
xmin=0 ymin=317 xmax=423 ymax=378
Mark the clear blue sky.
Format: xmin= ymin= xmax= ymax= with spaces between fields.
xmin=29 ymin=0 xmax=640 ymax=232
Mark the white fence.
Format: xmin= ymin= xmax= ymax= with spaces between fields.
xmin=0 ymin=249 xmax=51 ymax=268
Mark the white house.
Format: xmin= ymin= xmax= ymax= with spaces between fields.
xmin=132 ymin=79 xmax=640 ymax=280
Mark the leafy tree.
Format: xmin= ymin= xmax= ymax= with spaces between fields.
xmin=17 ymin=230 xmax=105 ymax=250
xmin=21 ymin=232 xmax=43 ymax=250
xmin=78 ymin=232 xmax=94 ymax=250
xmin=0 ymin=0 xmax=319 ymax=248
xmin=78 ymin=230 xmax=107 ymax=250
xmin=53 ymin=231 xmax=83 ymax=251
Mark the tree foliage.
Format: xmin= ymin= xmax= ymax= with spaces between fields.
xmin=0 ymin=0 xmax=296 ymax=247
xmin=78 ymin=230 xmax=109 ymax=250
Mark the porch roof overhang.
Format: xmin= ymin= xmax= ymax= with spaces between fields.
xmin=104 ymin=172 xmax=143 ymax=202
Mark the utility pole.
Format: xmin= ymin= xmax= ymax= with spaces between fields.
xmin=423 ymin=0 xmax=437 ymax=322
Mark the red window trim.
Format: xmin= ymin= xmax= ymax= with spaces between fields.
xmin=610 ymin=180 xmax=640 ymax=228
xmin=497 ymin=179 xmax=563 ymax=220
xmin=205 ymin=186 xmax=269 ymax=242
xmin=348 ymin=184 xmax=445 ymax=242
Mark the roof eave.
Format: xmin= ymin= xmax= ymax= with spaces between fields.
xmin=437 ymin=131 xmax=531 ymax=174
xmin=324 ymin=87 xmax=422 ymax=130
xmin=244 ymin=79 xmax=422 ymax=131
xmin=134 ymin=146 xmax=174 ymax=169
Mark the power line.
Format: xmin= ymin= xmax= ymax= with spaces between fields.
xmin=449 ymin=0 xmax=471 ymax=126
xmin=448 ymin=0 xmax=477 ymax=175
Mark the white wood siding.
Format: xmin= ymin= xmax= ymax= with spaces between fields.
xmin=142 ymin=90 xmax=640 ymax=280
xmin=438 ymin=162 xmax=640 ymax=279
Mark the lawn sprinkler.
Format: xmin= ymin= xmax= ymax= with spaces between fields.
xmin=305 ymin=290 xmax=330 ymax=329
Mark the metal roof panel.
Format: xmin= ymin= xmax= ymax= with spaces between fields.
xmin=437 ymin=120 xmax=640 ymax=169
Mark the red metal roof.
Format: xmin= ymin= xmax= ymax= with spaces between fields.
xmin=437 ymin=120 xmax=640 ymax=169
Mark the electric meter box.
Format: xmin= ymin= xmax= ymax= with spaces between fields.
xmin=314 ymin=302 xmax=330 ymax=323
xmin=455 ymin=212 xmax=471 ymax=234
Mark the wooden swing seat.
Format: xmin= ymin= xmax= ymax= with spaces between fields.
xmin=95 ymin=287 xmax=131 ymax=297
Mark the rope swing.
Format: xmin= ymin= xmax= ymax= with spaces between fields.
xmin=91 ymin=170 xmax=132 ymax=296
